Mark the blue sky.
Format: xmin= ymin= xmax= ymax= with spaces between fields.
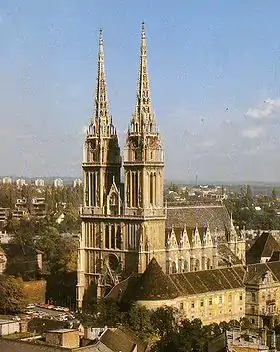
xmin=1 ymin=1 xmax=280 ymax=182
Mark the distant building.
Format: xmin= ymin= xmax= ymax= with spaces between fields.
xmin=15 ymin=198 xmax=27 ymax=210
xmin=16 ymin=178 xmax=26 ymax=187
xmin=2 ymin=177 xmax=12 ymax=185
xmin=73 ymin=178 xmax=82 ymax=187
xmin=31 ymin=197 xmax=46 ymax=217
xmin=35 ymin=178 xmax=45 ymax=187
xmin=12 ymin=209 xmax=29 ymax=221
xmin=0 ymin=208 xmax=9 ymax=227
xmin=54 ymin=178 xmax=63 ymax=188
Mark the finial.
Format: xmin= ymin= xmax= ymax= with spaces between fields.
xmin=99 ymin=28 xmax=103 ymax=44
xmin=141 ymin=21 xmax=145 ymax=39
xmin=99 ymin=29 xmax=104 ymax=55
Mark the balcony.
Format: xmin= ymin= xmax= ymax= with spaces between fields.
xmin=79 ymin=206 xmax=164 ymax=219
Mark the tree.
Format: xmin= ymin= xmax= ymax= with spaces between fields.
xmin=245 ymin=185 xmax=253 ymax=199
xmin=240 ymin=317 xmax=252 ymax=330
xmin=272 ymin=188 xmax=277 ymax=201
xmin=0 ymin=275 xmax=26 ymax=314
xmin=151 ymin=317 xmax=213 ymax=352
xmin=150 ymin=306 xmax=179 ymax=341
xmin=126 ymin=304 xmax=153 ymax=342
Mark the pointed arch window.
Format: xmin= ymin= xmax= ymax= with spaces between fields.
xmin=111 ymin=225 xmax=115 ymax=249
xmin=105 ymin=225 xmax=109 ymax=249
xmin=116 ymin=226 xmax=122 ymax=249
xmin=150 ymin=173 xmax=153 ymax=205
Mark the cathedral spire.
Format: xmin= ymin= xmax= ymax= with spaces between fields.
xmin=91 ymin=29 xmax=114 ymax=136
xmin=132 ymin=22 xmax=154 ymax=134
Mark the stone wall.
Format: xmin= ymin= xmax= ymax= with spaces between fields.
xmin=23 ymin=280 xmax=46 ymax=304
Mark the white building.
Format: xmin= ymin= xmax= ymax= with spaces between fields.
xmin=2 ymin=177 xmax=12 ymax=185
xmin=0 ymin=320 xmax=20 ymax=336
xmin=54 ymin=178 xmax=64 ymax=188
xmin=16 ymin=178 xmax=26 ymax=187
xmin=35 ymin=178 xmax=45 ymax=187
xmin=73 ymin=178 xmax=82 ymax=187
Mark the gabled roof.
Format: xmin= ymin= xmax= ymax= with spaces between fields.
xmin=169 ymin=266 xmax=245 ymax=295
xmin=246 ymin=232 xmax=280 ymax=264
xmin=166 ymin=205 xmax=230 ymax=242
xmin=100 ymin=327 xmax=148 ymax=352
xmin=128 ymin=258 xmax=179 ymax=301
xmin=269 ymin=251 xmax=280 ymax=262
xmin=244 ymin=261 xmax=280 ymax=285
xmin=218 ymin=243 xmax=242 ymax=266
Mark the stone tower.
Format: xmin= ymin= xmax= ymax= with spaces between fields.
xmin=123 ymin=22 xmax=166 ymax=272
xmin=77 ymin=29 xmax=122 ymax=308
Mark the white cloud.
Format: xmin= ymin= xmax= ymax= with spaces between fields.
xmin=242 ymin=126 xmax=263 ymax=139
xmin=245 ymin=98 xmax=280 ymax=120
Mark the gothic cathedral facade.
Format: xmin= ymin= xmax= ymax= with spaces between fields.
xmin=76 ymin=24 xmax=246 ymax=309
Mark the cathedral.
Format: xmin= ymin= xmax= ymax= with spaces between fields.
xmin=76 ymin=23 xmax=246 ymax=309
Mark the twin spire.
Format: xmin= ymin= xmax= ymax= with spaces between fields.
xmin=90 ymin=29 xmax=114 ymax=137
xmin=90 ymin=22 xmax=155 ymax=137
xmin=134 ymin=22 xmax=154 ymax=133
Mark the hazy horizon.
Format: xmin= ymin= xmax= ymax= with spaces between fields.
xmin=1 ymin=1 xmax=280 ymax=182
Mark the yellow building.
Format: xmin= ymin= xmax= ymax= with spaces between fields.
xmin=245 ymin=261 xmax=280 ymax=328
xmin=108 ymin=258 xmax=280 ymax=327
xmin=108 ymin=258 xmax=245 ymax=325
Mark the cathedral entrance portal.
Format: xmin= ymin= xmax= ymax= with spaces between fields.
xmin=102 ymin=254 xmax=121 ymax=295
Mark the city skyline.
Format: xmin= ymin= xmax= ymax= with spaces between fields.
xmin=1 ymin=1 xmax=280 ymax=182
